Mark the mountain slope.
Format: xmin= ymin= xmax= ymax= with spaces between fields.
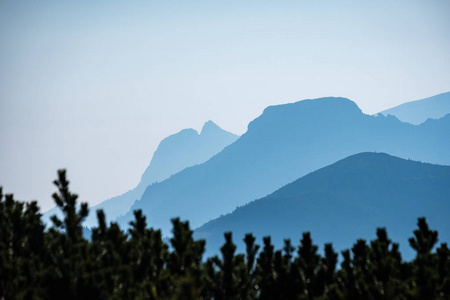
xmin=195 ymin=153 xmax=450 ymax=259
xmin=117 ymin=97 xmax=450 ymax=235
xmin=140 ymin=120 xmax=239 ymax=186
xmin=379 ymin=92 xmax=450 ymax=124
xmin=43 ymin=121 xmax=238 ymax=227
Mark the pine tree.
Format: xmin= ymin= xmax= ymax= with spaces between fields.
xmin=352 ymin=239 xmax=372 ymax=299
xmin=295 ymin=232 xmax=322 ymax=299
xmin=242 ymin=233 xmax=259 ymax=300
xmin=322 ymin=243 xmax=338 ymax=288
xmin=44 ymin=169 xmax=94 ymax=299
xmin=336 ymin=249 xmax=356 ymax=299
xmin=256 ymin=236 xmax=277 ymax=300
xmin=409 ymin=217 xmax=439 ymax=299
xmin=369 ymin=228 xmax=406 ymax=299
xmin=205 ymin=232 xmax=246 ymax=300
xmin=4 ymin=170 xmax=450 ymax=299
xmin=168 ymin=218 xmax=205 ymax=299
xmin=0 ymin=189 xmax=46 ymax=299
xmin=281 ymin=239 xmax=300 ymax=299
xmin=436 ymin=243 xmax=450 ymax=299
xmin=90 ymin=209 xmax=131 ymax=299
xmin=128 ymin=209 xmax=169 ymax=299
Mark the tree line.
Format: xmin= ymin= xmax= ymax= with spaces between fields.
xmin=1 ymin=170 xmax=449 ymax=299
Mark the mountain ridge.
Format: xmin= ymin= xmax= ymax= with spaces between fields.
xmin=117 ymin=97 xmax=450 ymax=234
xmin=379 ymin=92 xmax=450 ymax=125
xmin=194 ymin=152 xmax=450 ymax=259
xmin=43 ymin=121 xmax=238 ymax=227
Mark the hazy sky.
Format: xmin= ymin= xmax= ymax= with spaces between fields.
xmin=1 ymin=0 xmax=449 ymax=212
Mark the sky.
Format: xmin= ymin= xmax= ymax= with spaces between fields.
xmin=1 ymin=0 xmax=450 ymax=212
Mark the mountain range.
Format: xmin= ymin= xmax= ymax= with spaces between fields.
xmin=116 ymin=96 xmax=450 ymax=235
xmin=379 ymin=92 xmax=450 ymax=125
xmin=194 ymin=152 xmax=450 ymax=259
xmin=43 ymin=121 xmax=238 ymax=227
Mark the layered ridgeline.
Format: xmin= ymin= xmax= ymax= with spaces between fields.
xmin=379 ymin=92 xmax=450 ymax=125
xmin=43 ymin=121 xmax=238 ymax=227
xmin=116 ymin=97 xmax=450 ymax=234
xmin=195 ymin=152 xmax=450 ymax=259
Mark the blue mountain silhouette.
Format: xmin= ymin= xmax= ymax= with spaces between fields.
xmin=116 ymin=97 xmax=450 ymax=235
xmin=379 ymin=92 xmax=450 ymax=125
xmin=43 ymin=121 xmax=238 ymax=227
xmin=194 ymin=152 xmax=450 ymax=260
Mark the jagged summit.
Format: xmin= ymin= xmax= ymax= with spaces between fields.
xmin=47 ymin=120 xmax=239 ymax=228
xmin=379 ymin=92 xmax=450 ymax=125
xmin=200 ymin=120 xmax=222 ymax=136
xmin=140 ymin=121 xmax=238 ymax=184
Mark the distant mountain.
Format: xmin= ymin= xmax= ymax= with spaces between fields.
xmin=117 ymin=97 xmax=450 ymax=235
xmin=140 ymin=121 xmax=239 ymax=186
xmin=379 ymin=92 xmax=450 ymax=124
xmin=43 ymin=121 xmax=238 ymax=227
xmin=194 ymin=153 xmax=450 ymax=259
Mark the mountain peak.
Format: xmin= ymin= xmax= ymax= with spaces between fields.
xmin=201 ymin=120 xmax=222 ymax=135
xmin=194 ymin=152 xmax=450 ymax=259
xmin=281 ymin=97 xmax=361 ymax=113
xmin=248 ymin=97 xmax=363 ymax=132
xmin=268 ymin=97 xmax=362 ymax=120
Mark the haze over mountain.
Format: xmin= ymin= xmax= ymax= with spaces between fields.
xmin=194 ymin=153 xmax=450 ymax=259
xmin=116 ymin=97 xmax=450 ymax=235
xmin=43 ymin=121 xmax=238 ymax=227
xmin=379 ymin=92 xmax=450 ymax=125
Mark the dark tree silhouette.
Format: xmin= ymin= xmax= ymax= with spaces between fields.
xmin=409 ymin=217 xmax=439 ymax=299
xmin=1 ymin=171 xmax=449 ymax=300
xmin=0 ymin=189 xmax=45 ymax=299
xmin=44 ymin=169 xmax=93 ymax=299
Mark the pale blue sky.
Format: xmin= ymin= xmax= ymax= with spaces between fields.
xmin=1 ymin=0 xmax=449 ymax=212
